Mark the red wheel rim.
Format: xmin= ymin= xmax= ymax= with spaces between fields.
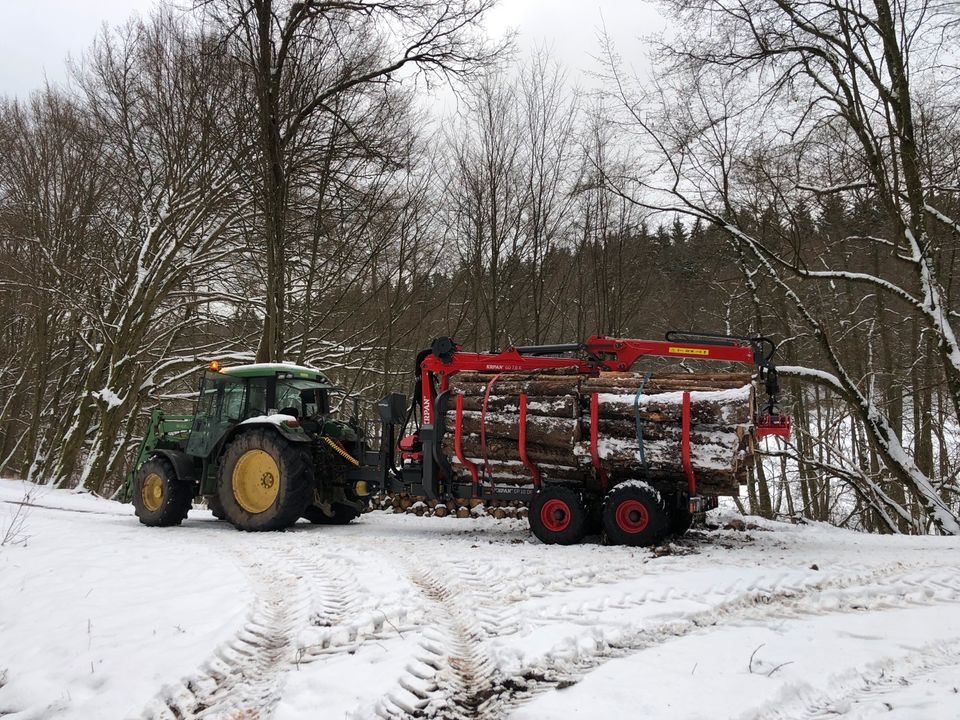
xmin=540 ymin=498 xmax=571 ymax=533
xmin=615 ymin=499 xmax=649 ymax=533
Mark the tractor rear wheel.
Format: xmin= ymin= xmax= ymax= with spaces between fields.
xmin=602 ymin=481 xmax=669 ymax=547
xmin=528 ymin=486 xmax=587 ymax=545
xmin=216 ymin=430 xmax=313 ymax=531
xmin=303 ymin=503 xmax=360 ymax=525
xmin=132 ymin=457 xmax=192 ymax=527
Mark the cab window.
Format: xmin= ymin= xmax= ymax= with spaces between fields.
xmin=276 ymin=379 xmax=328 ymax=418
xmin=245 ymin=378 xmax=268 ymax=418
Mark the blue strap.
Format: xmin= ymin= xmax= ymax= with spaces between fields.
xmin=633 ymin=371 xmax=653 ymax=474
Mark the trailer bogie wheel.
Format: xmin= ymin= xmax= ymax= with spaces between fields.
xmin=602 ymin=482 xmax=669 ymax=546
xmin=216 ymin=430 xmax=313 ymax=531
xmin=529 ymin=486 xmax=586 ymax=545
xmin=303 ymin=503 xmax=360 ymax=525
xmin=132 ymin=457 xmax=192 ymax=527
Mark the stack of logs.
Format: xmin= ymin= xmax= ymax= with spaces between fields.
xmin=442 ymin=368 xmax=756 ymax=496
xmin=370 ymin=493 xmax=528 ymax=520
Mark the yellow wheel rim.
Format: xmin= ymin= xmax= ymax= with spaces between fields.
xmin=232 ymin=449 xmax=281 ymax=514
xmin=142 ymin=473 xmax=164 ymax=512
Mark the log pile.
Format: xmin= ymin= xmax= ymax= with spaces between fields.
xmin=444 ymin=369 xmax=755 ymax=496
xmin=369 ymin=493 xmax=528 ymax=520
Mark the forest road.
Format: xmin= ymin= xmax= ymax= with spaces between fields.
xmin=2 ymin=483 xmax=958 ymax=720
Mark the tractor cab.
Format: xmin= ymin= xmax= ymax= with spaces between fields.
xmin=183 ymin=363 xmax=336 ymax=459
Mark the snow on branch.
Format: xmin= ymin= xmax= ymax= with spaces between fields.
xmin=796 ymin=180 xmax=874 ymax=194
xmin=925 ymin=203 xmax=960 ymax=235
xmin=776 ymin=365 xmax=846 ymax=394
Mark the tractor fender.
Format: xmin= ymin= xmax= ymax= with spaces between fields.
xmin=148 ymin=448 xmax=197 ymax=484
xmin=219 ymin=421 xmax=313 ymax=455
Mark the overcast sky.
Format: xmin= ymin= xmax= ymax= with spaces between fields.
xmin=0 ymin=0 xmax=663 ymax=99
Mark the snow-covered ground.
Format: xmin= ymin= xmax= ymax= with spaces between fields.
xmin=2 ymin=477 xmax=960 ymax=720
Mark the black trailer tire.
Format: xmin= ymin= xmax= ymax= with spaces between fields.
xmin=303 ymin=503 xmax=360 ymax=525
xmin=670 ymin=507 xmax=694 ymax=536
xmin=216 ymin=429 xmax=313 ymax=531
xmin=529 ymin=486 xmax=587 ymax=545
xmin=132 ymin=457 xmax=192 ymax=527
xmin=602 ymin=481 xmax=669 ymax=547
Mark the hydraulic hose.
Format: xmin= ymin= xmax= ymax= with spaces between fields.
xmin=322 ymin=436 xmax=360 ymax=466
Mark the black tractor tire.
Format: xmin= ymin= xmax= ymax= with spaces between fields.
xmin=528 ymin=486 xmax=587 ymax=545
xmin=303 ymin=502 xmax=360 ymax=525
xmin=132 ymin=456 xmax=192 ymax=527
xmin=670 ymin=506 xmax=694 ymax=536
xmin=208 ymin=494 xmax=227 ymax=521
xmin=602 ymin=481 xmax=670 ymax=547
xmin=216 ymin=429 xmax=314 ymax=531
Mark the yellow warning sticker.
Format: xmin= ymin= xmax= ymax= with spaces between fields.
xmin=668 ymin=346 xmax=710 ymax=357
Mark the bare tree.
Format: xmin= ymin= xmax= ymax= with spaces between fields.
xmin=445 ymin=72 xmax=528 ymax=351
xmin=518 ymin=49 xmax=579 ymax=343
xmin=597 ymin=0 xmax=960 ymax=532
xmin=0 ymin=89 xmax=107 ymax=481
xmin=198 ymin=0 xmax=506 ymax=361
xmin=44 ymin=13 xmax=248 ymax=490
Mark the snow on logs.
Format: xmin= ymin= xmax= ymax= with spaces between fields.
xmin=443 ymin=370 xmax=755 ymax=495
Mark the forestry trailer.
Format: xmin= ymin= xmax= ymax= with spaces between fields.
xmin=126 ymin=331 xmax=790 ymax=546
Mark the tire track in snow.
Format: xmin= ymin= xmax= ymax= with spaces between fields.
xmin=405 ymin=532 xmax=816 ymax=615
xmin=368 ymin=548 xmax=835 ymax=719
xmin=373 ymin=561 xmax=504 ymax=720
xmin=283 ymin=543 xmax=428 ymax=663
xmin=449 ymin=561 xmax=522 ymax=638
xmin=142 ymin=549 xmax=311 ymax=720
xmin=287 ymin=548 xmax=362 ymax=626
xmin=514 ymin=554 xmax=960 ymax=629
xmin=493 ymin=563 xmax=960 ymax=717
xmin=740 ymin=637 xmax=960 ymax=720
xmin=370 ymin=562 xmax=960 ymax=720
xmin=1 ymin=499 xmax=128 ymax=517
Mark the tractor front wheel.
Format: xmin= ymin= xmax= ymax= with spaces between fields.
xmin=217 ymin=430 xmax=313 ymax=531
xmin=132 ymin=457 xmax=192 ymax=527
xmin=602 ymin=482 xmax=669 ymax=547
xmin=528 ymin=486 xmax=587 ymax=545
xmin=303 ymin=503 xmax=360 ymax=525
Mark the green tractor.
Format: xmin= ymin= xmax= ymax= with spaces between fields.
xmin=123 ymin=362 xmax=374 ymax=531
